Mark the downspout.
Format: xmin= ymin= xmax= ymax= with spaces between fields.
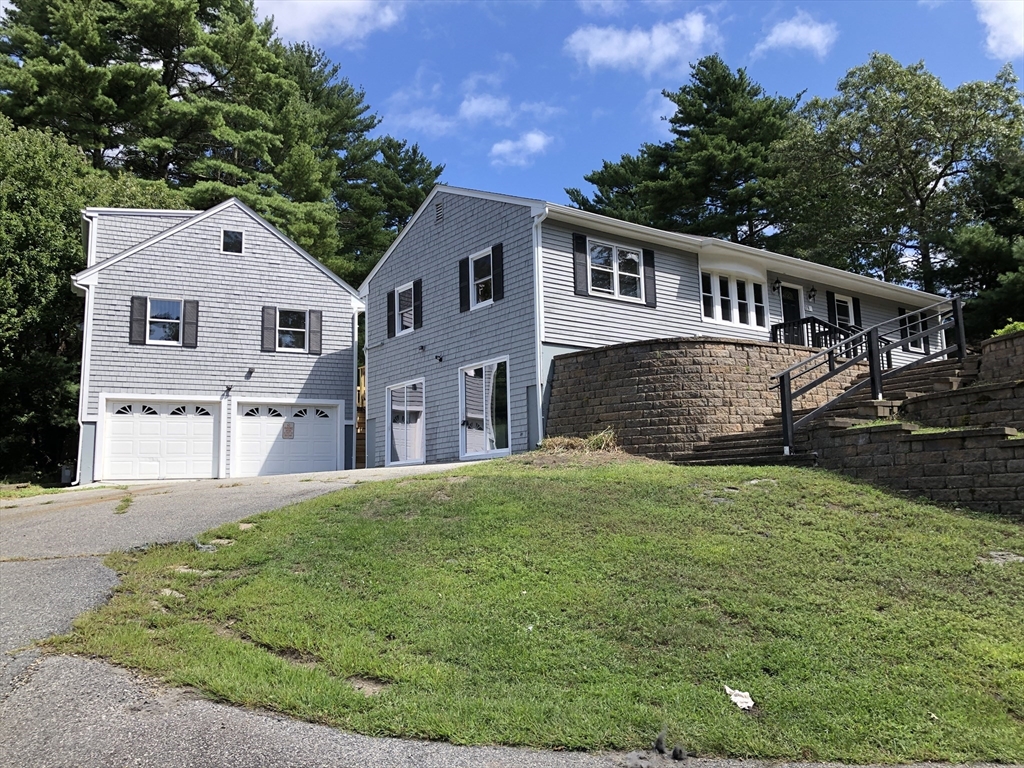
xmin=531 ymin=207 xmax=549 ymax=447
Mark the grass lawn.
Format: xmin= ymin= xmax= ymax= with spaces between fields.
xmin=54 ymin=452 xmax=1024 ymax=762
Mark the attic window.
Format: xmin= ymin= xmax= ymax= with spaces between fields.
xmin=435 ymin=202 xmax=444 ymax=224
xmin=222 ymin=229 xmax=244 ymax=254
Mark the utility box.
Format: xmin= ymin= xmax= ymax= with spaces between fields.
xmin=60 ymin=462 xmax=76 ymax=486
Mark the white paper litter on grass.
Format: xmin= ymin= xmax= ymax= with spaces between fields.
xmin=724 ymin=685 xmax=754 ymax=710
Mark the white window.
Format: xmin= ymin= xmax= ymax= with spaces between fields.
xmin=222 ymin=229 xmax=244 ymax=253
xmin=148 ymin=298 xmax=182 ymax=344
xmin=471 ymin=250 xmax=492 ymax=309
xmin=588 ymin=239 xmax=642 ymax=301
xmin=395 ymin=282 xmax=415 ymax=335
xmin=460 ymin=358 xmax=510 ymax=459
xmin=700 ymin=272 xmax=767 ymax=327
xmin=387 ymin=380 xmax=425 ymax=465
xmin=903 ymin=311 xmax=924 ymax=351
xmin=834 ymin=294 xmax=853 ymax=329
xmin=277 ymin=309 xmax=307 ymax=351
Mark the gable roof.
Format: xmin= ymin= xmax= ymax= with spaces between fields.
xmin=73 ymin=198 xmax=362 ymax=303
xmin=360 ymin=185 xmax=943 ymax=306
xmin=359 ymin=185 xmax=545 ymax=293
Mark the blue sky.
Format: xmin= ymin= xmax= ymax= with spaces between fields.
xmin=262 ymin=1 xmax=1021 ymax=204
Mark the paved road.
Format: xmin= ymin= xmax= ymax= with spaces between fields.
xmin=1 ymin=469 xmax=1019 ymax=768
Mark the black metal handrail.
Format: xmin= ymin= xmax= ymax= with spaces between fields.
xmin=770 ymin=297 xmax=966 ymax=454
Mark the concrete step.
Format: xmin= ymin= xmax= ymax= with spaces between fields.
xmin=675 ymin=452 xmax=817 ymax=467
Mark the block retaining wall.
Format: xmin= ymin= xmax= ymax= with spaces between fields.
xmin=546 ymin=337 xmax=864 ymax=461
xmin=899 ymin=380 xmax=1024 ymax=432
xmin=978 ymin=329 xmax=1024 ymax=383
xmin=802 ymin=423 xmax=1024 ymax=517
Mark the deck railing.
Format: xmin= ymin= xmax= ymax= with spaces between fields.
xmin=770 ymin=298 xmax=966 ymax=454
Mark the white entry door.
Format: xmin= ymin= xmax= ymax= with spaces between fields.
xmin=235 ymin=403 xmax=339 ymax=476
xmin=104 ymin=400 xmax=218 ymax=480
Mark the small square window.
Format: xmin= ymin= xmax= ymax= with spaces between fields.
xmin=277 ymin=309 xmax=307 ymax=350
xmin=148 ymin=298 xmax=182 ymax=344
xmin=222 ymin=230 xmax=244 ymax=253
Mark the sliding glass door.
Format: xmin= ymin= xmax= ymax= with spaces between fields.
xmin=460 ymin=359 xmax=509 ymax=459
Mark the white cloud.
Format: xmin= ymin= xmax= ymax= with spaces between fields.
xmin=385 ymin=107 xmax=458 ymax=137
xmin=917 ymin=0 xmax=948 ymax=8
xmin=576 ymin=0 xmax=628 ymax=16
xmin=0 ymin=0 xmax=11 ymax=15
xmin=519 ymin=101 xmax=566 ymax=121
xmin=973 ymin=0 xmax=1024 ymax=60
xmin=459 ymin=94 xmax=513 ymax=123
xmin=255 ymin=0 xmax=403 ymax=45
xmin=751 ymin=10 xmax=838 ymax=60
xmin=564 ymin=13 xmax=720 ymax=77
xmin=490 ymin=130 xmax=553 ymax=167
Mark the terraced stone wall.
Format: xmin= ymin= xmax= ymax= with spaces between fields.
xmin=545 ymin=337 xmax=864 ymax=462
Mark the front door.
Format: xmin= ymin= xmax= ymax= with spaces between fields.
xmin=781 ymin=286 xmax=802 ymax=344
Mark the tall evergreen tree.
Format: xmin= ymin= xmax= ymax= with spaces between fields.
xmin=567 ymin=55 xmax=799 ymax=247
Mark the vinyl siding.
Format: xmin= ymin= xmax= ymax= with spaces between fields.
xmin=91 ymin=212 xmax=197 ymax=264
xmin=540 ymin=223 xmax=773 ymax=350
xmin=83 ymin=205 xmax=356 ymax=473
xmin=364 ymin=191 xmax=537 ymax=466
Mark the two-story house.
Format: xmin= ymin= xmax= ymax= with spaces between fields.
xmin=360 ymin=186 xmax=945 ymax=467
xmin=72 ymin=198 xmax=362 ymax=483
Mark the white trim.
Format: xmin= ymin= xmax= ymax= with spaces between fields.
xmin=230 ymin=397 xmax=345 ymax=478
xmin=83 ymin=207 xmax=199 ymax=216
xmin=220 ymin=227 xmax=245 ymax=254
xmin=458 ymin=356 xmax=512 ymax=461
xmin=352 ymin=309 xmax=360 ymax=469
xmin=95 ymin=393 xmax=226 ymax=482
xmin=73 ymin=198 xmax=361 ymax=301
xmin=359 ymin=186 xmax=546 ymax=295
xmin=276 ymin=308 xmax=309 ymax=352
xmin=832 ymin=293 xmax=854 ymax=328
xmin=394 ymin=281 xmax=416 ymax=336
xmin=585 ymin=237 xmax=645 ymax=304
xmin=147 ymin=297 xmax=184 ymax=346
xmin=384 ymin=378 xmax=426 ymax=467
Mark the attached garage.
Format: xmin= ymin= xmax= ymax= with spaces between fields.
xmin=234 ymin=402 xmax=341 ymax=477
xmin=103 ymin=399 xmax=220 ymax=480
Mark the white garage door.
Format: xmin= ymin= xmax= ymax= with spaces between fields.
xmin=235 ymin=404 xmax=339 ymax=477
xmin=104 ymin=400 xmax=218 ymax=480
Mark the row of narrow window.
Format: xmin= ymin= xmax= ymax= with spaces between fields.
xmin=242 ymin=407 xmax=329 ymax=419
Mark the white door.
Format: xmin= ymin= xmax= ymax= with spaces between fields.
xmin=235 ymin=404 xmax=339 ymax=476
xmin=104 ymin=401 xmax=218 ymax=480
xmin=387 ymin=382 xmax=424 ymax=465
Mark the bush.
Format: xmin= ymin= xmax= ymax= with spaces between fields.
xmin=993 ymin=320 xmax=1024 ymax=337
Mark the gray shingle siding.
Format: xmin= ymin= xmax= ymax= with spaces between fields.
xmin=91 ymin=212 xmax=196 ymax=264
xmin=365 ymin=192 xmax=537 ymax=466
xmin=83 ymin=205 xmax=356 ymax=472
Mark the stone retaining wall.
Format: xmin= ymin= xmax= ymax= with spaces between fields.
xmin=802 ymin=423 xmax=1024 ymax=517
xmin=979 ymin=329 xmax=1024 ymax=383
xmin=900 ymin=380 xmax=1024 ymax=432
xmin=546 ymin=337 xmax=864 ymax=461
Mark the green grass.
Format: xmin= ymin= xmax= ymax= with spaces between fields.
xmin=53 ymin=455 xmax=1024 ymax=762
xmin=114 ymin=494 xmax=133 ymax=514
xmin=0 ymin=481 xmax=126 ymax=499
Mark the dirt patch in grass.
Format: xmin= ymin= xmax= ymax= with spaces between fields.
xmin=348 ymin=676 xmax=388 ymax=696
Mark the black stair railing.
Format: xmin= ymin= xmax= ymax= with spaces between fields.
xmin=770 ymin=297 xmax=966 ymax=455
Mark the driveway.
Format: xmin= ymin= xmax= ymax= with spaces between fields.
xmin=1 ymin=471 xmax=1014 ymax=768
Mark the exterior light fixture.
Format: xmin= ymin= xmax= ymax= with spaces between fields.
xmin=807 ymin=287 xmax=817 ymax=303
xmin=772 ymin=278 xmax=782 ymax=293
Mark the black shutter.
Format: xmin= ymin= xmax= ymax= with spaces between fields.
xmin=459 ymin=257 xmax=470 ymax=312
xmin=413 ymin=279 xmax=423 ymax=329
xmin=572 ymin=233 xmax=588 ymax=296
xmin=308 ymin=310 xmax=322 ymax=355
xmin=261 ymin=306 xmax=276 ymax=352
xmin=182 ymin=300 xmax=198 ymax=348
xmin=898 ymin=308 xmax=908 ymax=352
xmin=852 ymin=297 xmax=862 ymax=328
xmin=642 ymin=249 xmax=656 ymax=308
xmin=129 ymin=296 xmax=147 ymax=345
xmin=386 ymin=291 xmax=396 ymax=338
xmin=921 ymin=315 xmax=930 ymax=354
xmin=491 ymin=243 xmax=504 ymax=301
xmin=826 ymin=290 xmax=837 ymax=325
